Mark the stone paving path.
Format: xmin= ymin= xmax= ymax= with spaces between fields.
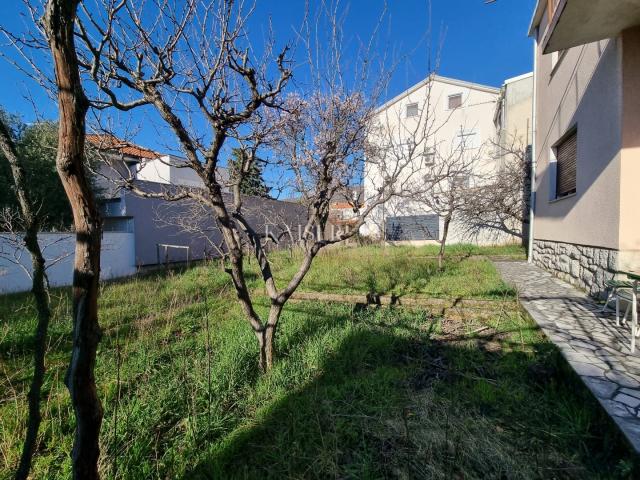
xmin=494 ymin=260 xmax=640 ymax=453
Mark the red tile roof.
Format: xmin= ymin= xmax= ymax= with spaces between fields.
xmin=86 ymin=134 xmax=159 ymax=159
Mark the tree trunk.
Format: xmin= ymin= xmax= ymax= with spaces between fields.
xmin=44 ymin=1 xmax=103 ymax=478
xmin=258 ymin=304 xmax=282 ymax=372
xmin=14 ymin=240 xmax=49 ymax=480
xmin=438 ymin=214 xmax=451 ymax=270
xmin=0 ymin=113 xmax=52 ymax=480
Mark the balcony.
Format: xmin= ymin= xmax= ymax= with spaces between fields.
xmin=535 ymin=0 xmax=640 ymax=54
xmin=100 ymin=198 xmax=126 ymax=218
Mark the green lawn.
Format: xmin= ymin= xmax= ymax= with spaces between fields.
xmin=1 ymin=245 xmax=637 ymax=479
xmin=280 ymin=244 xmax=522 ymax=298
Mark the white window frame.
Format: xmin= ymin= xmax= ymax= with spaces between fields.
xmin=455 ymin=128 xmax=479 ymax=149
xmin=423 ymin=147 xmax=435 ymax=166
xmin=406 ymin=102 xmax=419 ymax=118
xmin=451 ymin=175 xmax=469 ymax=190
xmin=447 ymin=93 xmax=463 ymax=110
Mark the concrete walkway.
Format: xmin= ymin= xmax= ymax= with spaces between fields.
xmin=494 ymin=260 xmax=640 ymax=453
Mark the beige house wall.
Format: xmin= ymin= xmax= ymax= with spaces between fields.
xmin=619 ymin=26 xmax=640 ymax=270
xmin=533 ymin=31 xmax=622 ymax=251
xmin=530 ymin=5 xmax=640 ymax=295
xmin=497 ymin=73 xmax=533 ymax=149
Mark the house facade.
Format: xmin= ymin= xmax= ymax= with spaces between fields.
xmin=362 ymin=75 xmax=505 ymax=245
xmin=89 ymin=136 xmax=306 ymax=266
xmin=493 ymin=72 xmax=534 ymax=241
xmin=327 ymin=186 xmax=363 ymax=239
xmin=494 ymin=72 xmax=534 ymax=158
xmin=528 ymin=0 xmax=640 ymax=296
xmin=135 ymin=154 xmax=212 ymax=188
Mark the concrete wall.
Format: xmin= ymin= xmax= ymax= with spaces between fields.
xmin=136 ymin=155 xmax=210 ymax=189
xmin=0 ymin=232 xmax=136 ymax=294
xmin=120 ymin=182 xmax=309 ymax=266
xmin=135 ymin=156 xmax=173 ymax=185
xmin=498 ymin=73 xmax=534 ymax=151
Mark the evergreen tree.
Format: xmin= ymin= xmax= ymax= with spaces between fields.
xmin=228 ymin=148 xmax=270 ymax=197
xmin=0 ymin=112 xmax=73 ymax=230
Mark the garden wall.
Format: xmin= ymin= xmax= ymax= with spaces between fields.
xmin=0 ymin=232 xmax=136 ymax=294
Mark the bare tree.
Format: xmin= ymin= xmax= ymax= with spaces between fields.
xmin=459 ymin=134 xmax=531 ymax=243
xmin=72 ymin=0 xmax=293 ymax=370
xmin=2 ymin=0 xmax=106 ymax=475
xmin=402 ymin=129 xmax=481 ymax=269
xmin=70 ymin=0 xmax=413 ymax=371
xmin=0 ymin=115 xmax=52 ymax=480
xmin=43 ymin=1 xmax=104 ymax=478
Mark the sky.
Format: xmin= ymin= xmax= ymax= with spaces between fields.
xmin=0 ymin=0 xmax=537 ymax=156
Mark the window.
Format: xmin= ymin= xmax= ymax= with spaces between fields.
xmin=423 ymin=147 xmax=435 ymax=166
xmin=448 ymin=93 xmax=462 ymax=110
xmin=401 ymin=140 xmax=415 ymax=156
xmin=385 ymin=215 xmax=439 ymax=241
xmin=103 ymin=217 xmax=134 ymax=233
xmin=99 ymin=198 xmax=124 ymax=217
xmin=554 ymin=129 xmax=577 ymax=198
xmin=406 ymin=102 xmax=419 ymax=117
xmin=452 ymin=175 xmax=469 ymax=189
xmin=455 ymin=128 xmax=479 ymax=149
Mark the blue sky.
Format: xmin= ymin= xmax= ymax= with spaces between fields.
xmin=0 ymin=0 xmax=536 ymax=155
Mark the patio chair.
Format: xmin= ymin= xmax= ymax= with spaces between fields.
xmin=602 ymin=278 xmax=634 ymax=313
xmin=614 ymin=287 xmax=633 ymax=327
xmin=612 ymin=288 xmax=640 ymax=354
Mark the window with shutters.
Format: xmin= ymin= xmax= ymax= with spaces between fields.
xmin=406 ymin=102 xmax=419 ymax=117
xmin=385 ymin=215 xmax=439 ymax=241
xmin=554 ymin=129 xmax=577 ymax=198
xmin=423 ymin=147 xmax=435 ymax=166
xmin=448 ymin=93 xmax=462 ymax=110
xmin=452 ymin=175 xmax=469 ymax=189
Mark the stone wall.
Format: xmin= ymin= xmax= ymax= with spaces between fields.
xmin=532 ymin=239 xmax=618 ymax=298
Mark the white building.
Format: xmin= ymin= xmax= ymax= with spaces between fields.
xmin=136 ymin=154 xmax=213 ymax=188
xmin=494 ymin=72 xmax=534 ymax=156
xmin=362 ymin=74 xmax=502 ymax=244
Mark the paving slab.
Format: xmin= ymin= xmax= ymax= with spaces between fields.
xmin=494 ymin=260 xmax=640 ymax=453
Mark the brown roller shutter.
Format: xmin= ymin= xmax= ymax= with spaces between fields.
xmin=556 ymin=130 xmax=577 ymax=198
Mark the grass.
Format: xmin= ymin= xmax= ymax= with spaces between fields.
xmin=271 ymin=243 xmax=523 ymax=298
xmin=0 ymin=244 xmax=638 ymax=479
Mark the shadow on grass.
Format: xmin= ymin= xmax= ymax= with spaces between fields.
xmin=184 ymin=310 xmax=639 ymax=480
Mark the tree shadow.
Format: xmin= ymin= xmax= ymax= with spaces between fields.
xmin=183 ymin=312 xmax=639 ymax=480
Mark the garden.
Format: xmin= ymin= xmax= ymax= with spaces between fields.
xmin=1 ymin=244 xmax=637 ymax=479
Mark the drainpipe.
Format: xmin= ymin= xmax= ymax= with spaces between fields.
xmin=527 ymin=32 xmax=538 ymax=263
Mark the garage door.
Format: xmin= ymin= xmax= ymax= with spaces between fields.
xmin=385 ymin=215 xmax=439 ymax=241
